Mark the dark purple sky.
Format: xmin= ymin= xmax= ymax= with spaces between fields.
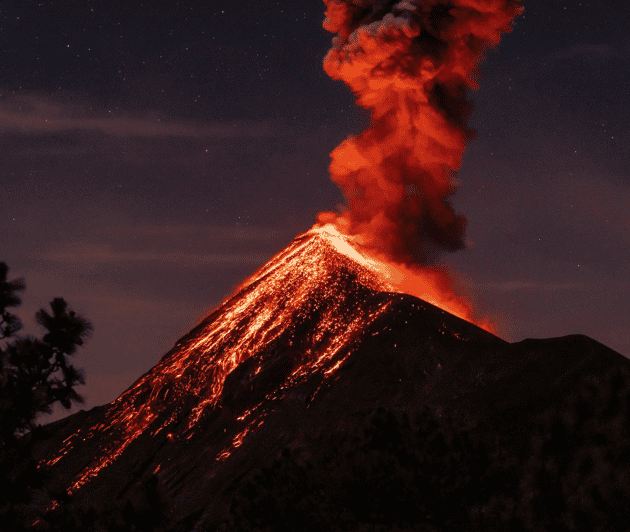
xmin=1 ymin=1 xmax=628 ymax=423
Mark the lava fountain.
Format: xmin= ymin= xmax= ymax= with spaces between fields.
xmin=315 ymin=0 xmax=524 ymax=330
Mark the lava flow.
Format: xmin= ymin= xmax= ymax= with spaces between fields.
xmin=42 ymin=225 xmax=500 ymax=508
xmin=42 ymin=228 xmax=406 ymax=496
xmin=316 ymin=0 xmax=523 ymax=328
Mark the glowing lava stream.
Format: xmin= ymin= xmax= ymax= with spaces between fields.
xmin=42 ymin=226 xmax=399 ymax=496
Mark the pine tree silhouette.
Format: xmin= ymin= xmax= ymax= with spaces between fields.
xmin=0 ymin=262 xmax=92 ymax=529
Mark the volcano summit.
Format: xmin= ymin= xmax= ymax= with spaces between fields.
xmin=29 ymin=226 xmax=630 ymax=530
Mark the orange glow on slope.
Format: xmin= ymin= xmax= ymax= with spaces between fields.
xmin=42 ymin=227 xmax=495 ymax=508
xmin=42 ymin=228 xmax=398 ymax=496
xmin=311 ymin=224 xmax=494 ymax=333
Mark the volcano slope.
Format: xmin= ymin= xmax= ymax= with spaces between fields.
xmin=29 ymin=226 xmax=630 ymax=531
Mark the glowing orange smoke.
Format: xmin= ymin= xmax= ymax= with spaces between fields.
xmin=312 ymin=224 xmax=495 ymax=332
xmin=316 ymin=0 xmax=523 ymax=329
xmin=372 ymin=256 xmax=496 ymax=334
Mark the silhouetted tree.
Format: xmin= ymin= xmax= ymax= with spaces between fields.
xmin=0 ymin=262 xmax=92 ymax=529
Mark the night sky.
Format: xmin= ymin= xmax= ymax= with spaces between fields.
xmin=1 ymin=1 xmax=628 ymax=423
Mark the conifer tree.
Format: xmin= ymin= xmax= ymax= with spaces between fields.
xmin=0 ymin=261 xmax=92 ymax=526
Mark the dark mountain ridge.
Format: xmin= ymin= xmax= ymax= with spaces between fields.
xmin=29 ymin=226 xmax=630 ymax=531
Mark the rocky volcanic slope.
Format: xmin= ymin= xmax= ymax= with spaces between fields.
xmin=31 ymin=227 xmax=630 ymax=531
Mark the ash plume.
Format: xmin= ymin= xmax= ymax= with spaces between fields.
xmin=318 ymin=0 xmax=524 ymax=264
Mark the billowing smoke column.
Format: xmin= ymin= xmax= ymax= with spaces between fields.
xmin=318 ymin=0 xmax=524 ymax=265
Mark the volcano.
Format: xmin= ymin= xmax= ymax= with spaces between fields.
xmin=31 ymin=226 xmax=630 ymax=530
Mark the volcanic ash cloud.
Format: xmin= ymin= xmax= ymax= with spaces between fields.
xmin=318 ymin=0 xmax=524 ymax=265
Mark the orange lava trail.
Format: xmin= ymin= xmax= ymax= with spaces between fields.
xmin=42 ymin=228 xmax=397 ymax=495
